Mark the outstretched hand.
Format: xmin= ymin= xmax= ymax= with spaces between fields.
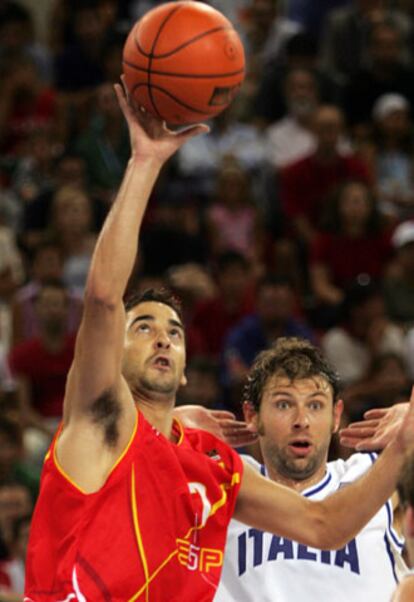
xmin=340 ymin=403 xmax=409 ymax=451
xmin=173 ymin=405 xmax=258 ymax=448
xmin=114 ymin=77 xmax=209 ymax=164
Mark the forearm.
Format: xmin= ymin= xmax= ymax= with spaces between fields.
xmin=86 ymin=156 xmax=161 ymax=302
xmin=321 ymin=439 xmax=404 ymax=548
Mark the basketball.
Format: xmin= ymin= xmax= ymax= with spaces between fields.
xmin=122 ymin=1 xmax=245 ymax=125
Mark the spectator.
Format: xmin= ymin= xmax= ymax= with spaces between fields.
xmin=0 ymin=227 xmax=24 ymax=352
xmin=320 ymin=0 xmax=413 ymax=85
xmin=11 ymin=241 xmax=82 ymax=345
xmin=8 ymin=280 xmax=76 ymax=435
xmin=342 ymin=351 xmax=412 ymax=421
xmin=222 ymin=276 xmax=315 ymax=400
xmin=322 ymin=279 xmax=405 ymax=385
xmin=371 ymin=94 xmax=414 ymax=220
xmin=48 ymin=185 xmax=97 ymax=292
xmin=310 ymin=180 xmax=391 ymax=320
xmin=0 ymin=54 xmax=59 ymax=155
xmin=264 ymin=68 xmax=319 ymax=169
xmin=383 ymin=221 xmax=414 ymax=325
xmin=74 ymin=82 xmax=130 ymax=202
xmin=344 ymin=21 xmax=414 ymax=126
xmin=0 ymin=418 xmax=39 ymax=502
xmin=0 ymin=482 xmax=32 ymax=554
xmin=206 ymin=159 xmax=264 ymax=267
xmin=190 ymin=251 xmax=255 ymax=358
xmin=176 ymin=356 xmax=223 ymax=410
xmin=280 ymin=105 xmax=371 ymax=245
xmin=0 ymin=513 xmax=30 ymax=600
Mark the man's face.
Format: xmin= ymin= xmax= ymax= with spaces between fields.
xmin=245 ymin=376 xmax=342 ymax=482
xmin=122 ymin=301 xmax=187 ymax=399
xmin=35 ymin=287 xmax=68 ymax=333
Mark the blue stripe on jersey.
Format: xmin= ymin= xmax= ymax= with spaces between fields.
xmin=385 ymin=500 xmax=405 ymax=550
xmin=304 ymin=473 xmax=332 ymax=498
xmin=384 ymin=534 xmax=399 ymax=583
xmin=260 ymin=464 xmax=265 ymax=476
xmin=368 ymin=452 xmax=378 ymax=464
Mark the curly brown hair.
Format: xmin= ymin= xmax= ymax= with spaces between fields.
xmin=244 ymin=338 xmax=340 ymax=411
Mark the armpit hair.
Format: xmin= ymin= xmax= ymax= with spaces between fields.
xmin=89 ymin=389 xmax=121 ymax=448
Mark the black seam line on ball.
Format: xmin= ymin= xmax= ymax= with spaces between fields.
xmin=123 ymin=59 xmax=244 ymax=79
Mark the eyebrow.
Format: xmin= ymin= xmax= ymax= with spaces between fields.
xmin=271 ymin=389 xmax=329 ymax=399
xmin=129 ymin=314 xmax=184 ymax=332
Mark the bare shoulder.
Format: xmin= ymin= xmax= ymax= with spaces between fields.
xmin=56 ymin=377 xmax=137 ymax=493
xmin=392 ymin=576 xmax=414 ymax=602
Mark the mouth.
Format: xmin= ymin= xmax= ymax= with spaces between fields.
xmin=151 ymin=356 xmax=172 ymax=371
xmin=288 ymin=439 xmax=313 ymax=457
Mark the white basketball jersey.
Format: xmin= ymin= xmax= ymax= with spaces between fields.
xmin=216 ymin=453 xmax=406 ymax=602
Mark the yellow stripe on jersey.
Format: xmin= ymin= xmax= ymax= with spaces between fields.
xmin=130 ymin=465 xmax=150 ymax=602
xmin=128 ymin=549 xmax=179 ymax=602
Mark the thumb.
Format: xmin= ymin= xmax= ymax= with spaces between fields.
xmin=175 ymin=123 xmax=210 ymax=144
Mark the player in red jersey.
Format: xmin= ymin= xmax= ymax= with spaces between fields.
xmin=25 ymin=79 xmax=414 ymax=602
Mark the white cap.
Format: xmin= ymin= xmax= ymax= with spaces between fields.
xmin=372 ymin=93 xmax=410 ymax=121
xmin=392 ymin=221 xmax=414 ymax=249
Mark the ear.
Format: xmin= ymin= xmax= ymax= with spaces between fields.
xmin=180 ymin=371 xmax=188 ymax=387
xmin=243 ymin=401 xmax=259 ymax=430
xmin=332 ymin=399 xmax=344 ymax=434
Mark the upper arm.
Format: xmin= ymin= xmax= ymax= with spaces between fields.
xmin=392 ymin=577 xmax=414 ymax=602
xmin=234 ymin=461 xmax=328 ymax=549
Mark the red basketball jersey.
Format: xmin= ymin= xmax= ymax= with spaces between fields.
xmin=24 ymin=411 xmax=243 ymax=601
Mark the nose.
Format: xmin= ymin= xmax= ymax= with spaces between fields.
xmin=154 ymin=330 xmax=171 ymax=350
xmin=292 ymin=406 xmax=310 ymax=430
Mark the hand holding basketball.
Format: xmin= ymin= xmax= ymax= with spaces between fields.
xmin=122 ymin=1 xmax=245 ymax=125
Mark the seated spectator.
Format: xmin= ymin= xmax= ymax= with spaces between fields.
xmin=206 ymin=159 xmax=264 ymax=268
xmin=0 ymin=226 xmax=24 ymax=352
xmin=0 ymin=513 xmax=30 ymax=599
xmin=0 ymin=481 xmax=32 ymax=555
xmin=11 ymin=241 xmax=82 ymax=345
xmin=176 ymin=356 xmax=223 ymax=410
xmin=47 ymin=185 xmax=97 ymax=292
xmin=310 ymin=180 xmax=391 ymax=320
xmin=74 ymin=82 xmax=130 ymax=202
xmin=320 ymin=0 xmax=413 ymax=85
xmin=344 ymin=21 xmax=414 ymax=127
xmin=176 ymin=100 xmax=267 ymax=198
xmin=8 ymin=280 xmax=76 ymax=435
xmin=190 ymin=251 xmax=255 ymax=358
xmin=264 ymin=68 xmax=319 ymax=169
xmin=0 ymin=418 xmax=38 ymax=502
xmin=341 ymin=351 xmax=411 ymax=421
xmin=255 ymin=32 xmax=341 ymax=127
xmin=322 ymin=279 xmax=405 ymax=385
xmin=221 ymin=276 xmax=315 ymax=399
xmin=371 ymin=93 xmax=414 ymax=220
xmin=0 ymin=54 xmax=59 ymax=155
xmin=280 ymin=104 xmax=371 ymax=245
xmin=383 ymin=220 xmax=414 ymax=325
xmin=394 ymin=454 xmax=414 ymax=600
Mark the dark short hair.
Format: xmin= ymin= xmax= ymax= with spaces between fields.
xmin=244 ymin=337 xmax=340 ymax=411
xmin=398 ymin=453 xmax=414 ymax=508
xmin=124 ymin=287 xmax=183 ymax=321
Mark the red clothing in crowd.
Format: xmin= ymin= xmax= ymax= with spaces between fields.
xmin=310 ymin=231 xmax=392 ymax=288
xmin=8 ymin=335 xmax=75 ymax=418
xmin=190 ymin=292 xmax=255 ymax=357
xmin=280 ymin=153 xmax=372 ymax=228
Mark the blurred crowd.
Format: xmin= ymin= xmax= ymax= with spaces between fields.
xmin=1 ymin=0 xmax=414 ymax=597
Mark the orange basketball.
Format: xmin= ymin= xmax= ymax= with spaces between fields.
xmin=122 ymin=1 xmax=245 ymax=125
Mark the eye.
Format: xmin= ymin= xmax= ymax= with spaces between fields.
xmin=275 ymin=400 xmax=292 ymax=410
xmin=136 ymin=323 xmax=150 ymax=333
xmin=170 ymin=327 xmax=182 ymax=338
xmin=309 ymin=400 xmax=323 ymax=410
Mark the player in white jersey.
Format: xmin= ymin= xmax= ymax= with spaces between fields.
xmin=215 ymin=338 xmax=407 ymax=602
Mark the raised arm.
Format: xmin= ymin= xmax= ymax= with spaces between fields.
xmin=57 ymin=82 xmax=208 ymax=490
xmin=235 ymin=392 xmax=414 ymax=550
